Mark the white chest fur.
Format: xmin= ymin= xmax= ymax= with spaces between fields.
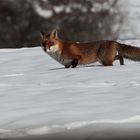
xmin=46 ymin=44 xmax=72 ymax=66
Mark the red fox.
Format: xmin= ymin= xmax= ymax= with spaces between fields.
xmin=40 ymin=29 xmax=140 ymax=68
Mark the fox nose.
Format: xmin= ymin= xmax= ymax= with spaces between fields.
xmin=44 ymin=47 xmax=47 ymax=52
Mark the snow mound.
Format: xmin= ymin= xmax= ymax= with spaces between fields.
xmin=0 ymin=40 xmax=140 ymax=138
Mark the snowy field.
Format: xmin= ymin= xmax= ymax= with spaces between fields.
xmin=0 ymin=40 xmax=140 ymax=139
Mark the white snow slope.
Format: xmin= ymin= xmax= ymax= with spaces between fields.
xmin=0 ymin=40 xmax=140 ymax=138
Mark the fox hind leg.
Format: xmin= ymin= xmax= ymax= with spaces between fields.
xmin=102 ymin=61 xmax=113 ymax=66
xmin=115 ymin=55 xmax=124 ymax=65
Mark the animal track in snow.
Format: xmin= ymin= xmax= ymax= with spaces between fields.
xmin=129 ymin=81 xmax=140 ymax=86
xmin=75 ymin=81 xmax=117 ymax=88
xmin=0 ymin=73 xmax=24 ymax=78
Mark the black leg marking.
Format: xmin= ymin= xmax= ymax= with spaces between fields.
xmin=71 ymin=59 xmax=79 ymax=68
xmin=65 ymin=65 xmax=70 ymax=68
xmin=115 ymin=55 xmax=124 ymax=65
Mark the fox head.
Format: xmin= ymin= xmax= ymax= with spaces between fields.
xmin=40 ymin=29 xmax=59 ymax=52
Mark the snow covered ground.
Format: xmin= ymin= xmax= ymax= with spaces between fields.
xmin=0 ymin=40 xmax=140 ymax=139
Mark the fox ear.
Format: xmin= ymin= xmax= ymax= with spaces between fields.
xmin=51 ymin=29 xmax=58 ymax=39
xmin=40 ymin=31 xmax=45 ymax=39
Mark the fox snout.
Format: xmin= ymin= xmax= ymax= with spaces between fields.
xmin=40 ymin=42 xmax=46 ymax=52
xmin=43 ymin=46 xmax=47 ymax=52
xmin=41 ymin=45 xmax=46 ymax=52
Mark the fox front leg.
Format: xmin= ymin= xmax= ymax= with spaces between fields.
xmin=65 ymin=65 xmax=71 ymax=68
xmin=71 ymin=55 xmax=81 ymax=68
xmin=65 ymin=55 xmax=80 ymax=68
xmin=71 ymin=59 xmax=79 ymax=68
xmin=64 ymin=60 xmax=78 ymax=68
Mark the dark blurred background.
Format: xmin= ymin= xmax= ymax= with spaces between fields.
xmin=0 ymin=0 xmax=140 ymax=48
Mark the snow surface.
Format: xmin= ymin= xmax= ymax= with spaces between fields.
xmin=0 ymin=40 xmax=140 ymax=138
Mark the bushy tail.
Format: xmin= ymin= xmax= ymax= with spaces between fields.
xmin=118 ymin=44 xmax=140 ymax=61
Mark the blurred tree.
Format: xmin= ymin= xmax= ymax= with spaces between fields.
xmin=0 ymin=0 xmax=122 ymax=48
